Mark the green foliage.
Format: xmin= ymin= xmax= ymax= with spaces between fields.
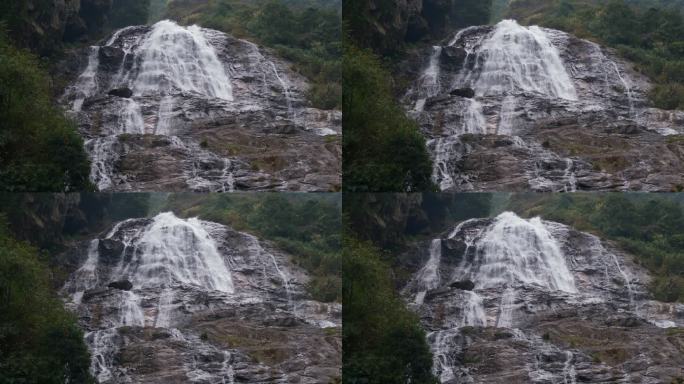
xmin=0 ymin=30 xmax=92 ymax=192
xmin=343 ymin=236 xmax=438 ymax=384
xmin=168 ymin=0 xmax=341 ymax=109
xmin=343 ymin=43 xmax=434 ymax=192
xmin=164 ymin=194 xmax=341 ymax=302
xmin=0 ymin=217 xmax=94 ymax=383
xmin=510 ymin=193 xmax=684 ymax=302
xmin=510 ymin=0 xmax=684 ymax=109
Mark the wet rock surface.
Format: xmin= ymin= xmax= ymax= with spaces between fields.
xmin=61 ymin=212 xmax=341 ymax=383
xmin=404 ymin=20 xmax=684 ymax=192
xmin=61 ymin=21 xmax=341 ymax=192
xmin=402 ymin=213 xmax=684 ymax=383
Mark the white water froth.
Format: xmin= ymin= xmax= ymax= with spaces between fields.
xmin=124 ymin=212 xmax=235 ymax=292
xmin=468 ymin=212 xmax=577 ymax=292
xmin=134 ymin=20 xmax=233 ymax=99
xmin=465 ymin=19 xmax=577 ymax=100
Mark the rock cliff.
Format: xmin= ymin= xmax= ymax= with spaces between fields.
xmin=403 ymin=212 xmax=684 ymax=383
xmin=60 ymin=20 xmax=341 ymax=192
xmin=61 ymin=212 xmax=341 ymax=383
xmin=404 ymin=20 xmax=684 ymax=192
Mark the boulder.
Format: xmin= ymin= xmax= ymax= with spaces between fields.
xmin=108 ymin=87 xmax=133 ymax=98
xmin=108 ymin=279 xmax=133 ymax=291
xmin=440 ymin=46 xmax=468 ymax=71
xmin=98 ymin=238 xmax=124 ymax=264
xmin=450 ymin=87 xmax=476 ymax=98
xmin=450 ymin=280 xmax=475 ymax=291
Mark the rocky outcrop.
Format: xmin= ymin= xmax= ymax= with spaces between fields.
xmin=60 ymin=21 xmax=341 ymax=192
xmin=402 ymin=212 xmax=684 ymax=383
xmin=349 ymin=0 xmax=467 ymax=55
xmin=404 ymin=20 xmax=684 ymax=192
xmin=61 ymin=212 xmax=341 ymax=383
xmin=7 ymin=0 xmax=114 ymax=54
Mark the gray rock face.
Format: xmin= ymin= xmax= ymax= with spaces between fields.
xmin=61 ymin=212 xmax=341 ymax=383
xmin=402 ymin=212 xmax=684 ymax=383
xmin=404 ymin=20 xmax=684 ymax=192
xmin=61 ymin=20 xmax=341 ymax=192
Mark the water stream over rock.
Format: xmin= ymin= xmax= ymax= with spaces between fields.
xmin=62 ymin=212 xmax=341 ymax=383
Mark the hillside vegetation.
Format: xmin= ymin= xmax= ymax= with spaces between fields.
xmin=0 ymin=217 xmax=93 ymax=383
xmin=0 ymin=30 xmax=92 ymax=192
xmin=167 ymin=0 xmax=341 ymax=109
xmin=507 ymin=0 xmax=684 ymax=109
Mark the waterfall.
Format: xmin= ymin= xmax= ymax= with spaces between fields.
xmin=563 ymin=158 xmax=577 ymax=192
xmin=133 ymin=20 xmax=233 ymax=100
xmin=65 ymin=239 xmax=100 ymax=304
xmin=126 ymin=212 xmax=235 ymax=292
xmin=465 ymin=19 xmax=577 ymax=100
xmin=461 ymin=291 xmax=487 ymax=327
xmin=85 ymin=328 xmax=119 ymax=383
xmin=71 ymin=47 xmax=101 ymax=112
xmin=414 ymin=46 xmax=443 ymax=112
xmin=462 ymin=98 xmax=487 ymax=134
xmin=471 ymin=212 xmax=577 ymax=292
xmin=246 ymin=234 xmax=295 ymax=312
xmin=562 ymin=351 xmax=577 ymax=384
xmin=66 ymin=20 xmax=238 ymax=190
xmin=610 ymin=253 xmax=635 ymax=311
xmin=496 ymin=287 xmax=516 ymax=328
xmin=609 ymin=61 xmax=634 ymax=117
xmin=428 ymin=330 xmax=459 ymax=383
xmin=270 ymin=62 xmax=295 ymax=120
xmin=414 ymin=239 xmax=442 ymax=305
xmin=497 ymin=95 xmax=517 ymax=135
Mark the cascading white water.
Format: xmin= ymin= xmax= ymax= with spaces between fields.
xmin=469 ymin=212 xmax=577 ymax=292
xmin=414 ymin=239 xmax=442 ymax=305
xmin=428 ymin=329 xmax=459 ymax=383
xmin=562 ymin=351 xmax=577 ymax=384
xmin=72 ymin=47 xmax=101 ymax=112
xmin=67 ymin=20 xmax=241 ymax=190
xmin=462 ymin=98 xmax=487 ymax=134
xmin=133 ymin=20 xmax=234 ymax=100
xmin=461 ymin=290 xmax=487 ymax=327
xmin=245 ymin=234 xmax=296 ymax=313
xmin=610 ymin=61 xmax=634 ymax=117
xmin=496 ymin=287 xmax=516 ymax=328
xmin=465 ymin=20 xmax=577 ymax=100
xmin=121 ymin=212 xmax=235 ymax=292
xmin=414 ymin=46 xmax=443 ymax=112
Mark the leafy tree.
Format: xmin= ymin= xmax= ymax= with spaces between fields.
xmin=0 ymin=217 xmax=94 ymax=383
xmin=343 ymin=43 xmax=434 ymax=192
xmin=0 ymin=29 xmax=92 ymax=191
xmin=343 ymin=236 xmax=437 ymax=384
